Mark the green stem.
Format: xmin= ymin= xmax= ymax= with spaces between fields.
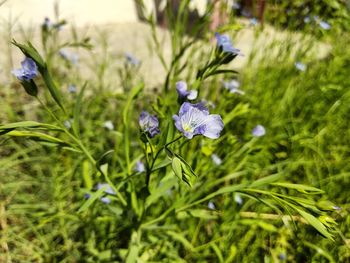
xmin=36 ymin=96 xmax=96 ymax=165
xmin=145 ymin=136 xmax=182 ymax=187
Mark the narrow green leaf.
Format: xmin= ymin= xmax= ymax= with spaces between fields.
xmin=172 ymin=157 xmax=183 ymax=180
xmin=297 ymin=209 xmax=333 ymax=240
xmin=145 ymin=178 xmax=177 ymax=208
xmin=78 ymin=187 xmax=106 ymax=213
xmin=41 ymin=68 xmax=66 ymax=113
xmin=82 ymin=160 xmax=93 ymax=189
xmin=152 ymin=159 xmax=172 ymax=171
xmin=12 ymin=40 xmax=45 ymax=68
xmin=0 ymin=121 xmax=60 ymax=131
xmin=5 ymin=130 xmax=67 ymax=145
xmin=166 ymin=231 xmax=194 ymax=251
xmin=205 ymin=69 xmax=238 ymax=78
xmin=73 ymin=82 xmax=87 ymax=137
xmin=271 ymin=182 xmax=324 ymax=194
xmin=126 ymin=231 xmax=141 ymax=263
xmin=123 ymin=83 xmax=144 ymax=125
xmin=303 ymin=241 xmax=336 ymax=263
xmin=210 ymin=243 xmax=224 ymax=263
xmin=189 ymin=209 xmax=218 ymax=220
xmin=223 ymin=103 xmax=250 ymax=125
xmin=250 ymin=173 xmax=283 ymax=188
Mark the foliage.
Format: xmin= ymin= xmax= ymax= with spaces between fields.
xmin=0 ymin=1 xmax=349 ymax=262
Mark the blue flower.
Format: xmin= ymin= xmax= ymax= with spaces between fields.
xmin=223 ymin=79 xmax=245 ymax=95
xmin=134 ymin=160 xmax=145 ymax=173
xmin=208 ymin=201 xmax=216 ymax=210
xmin=250 ymin=18 xmax=258 ymax=26
xmin=319 ymin=21 xmax=331 ymax=30
xmin=252 ymin=124 xmax=266 ymax=137
xmin=139 ymin=111 xmax=160 ymax=138
xmin=295 ymin=62 xmax=307 ymax=72
xmin=96 ymin=183 xmax=116 ymax=195
xmin=125 ymin=52 xmax=140 ymax=66
xmin=100 ymin=197 xmax=111 ymax=204
xmin=215 ymin=33 xmax=242 ymax=56
xmin=176 ymin=81 xmax=198 ymax=100
xmin=173 ymin=102 xmax=224 ymax=139
xmin=234 ymin=193 xmax=243 ymax=205
xmin=304 ymin=16 xmax=311 ymax=23
xmin=211 ymin=154 xmax=222 ymax=165
xmin=278 ymin=253 xmax=286 ymax=261
xmin=103 ymin=120 xmax=114 ymax=131
xmin=68 ymin=84 xmax=77 ymax=93
xmin=12 ymin=57 xmax=38 ymax=82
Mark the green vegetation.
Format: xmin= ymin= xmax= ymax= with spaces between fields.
xmin=0 ymin=1 xmax=349 ymax=262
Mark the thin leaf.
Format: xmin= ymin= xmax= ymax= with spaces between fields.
xmin=78 ymin=187 xmax=106 ymax=213
xmin=73 ymin=82 xmax=87 ymax=137
xmin=271 ymin=182 xmax=324 ymax=194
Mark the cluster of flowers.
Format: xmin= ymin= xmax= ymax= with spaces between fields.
xmin=11 ymin=33 xmax=267 ymax=207
xmin=139 ymin=101 xmax=224 ymax=140
xmin=138 ymin=33 xmax=245 ymax=140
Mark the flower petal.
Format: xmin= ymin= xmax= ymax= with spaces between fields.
xmin=173 ymin=114 xmax=183 ymax=133
xmin=187 ymin=90 xmax=198 ymax=100
xmin=201 ymin=114 xmax=224 ymax=139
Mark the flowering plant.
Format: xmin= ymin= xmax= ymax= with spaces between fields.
xmin=0 ymin=2 xmax=340 ymax=262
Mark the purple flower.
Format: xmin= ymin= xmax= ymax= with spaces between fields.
xmin=100 ymin=197 xmax=111 ymax=204
xmin=319 ymin=21 xmax=331 ymax=30
xmin=96 ymin=183 xmax=115 ymax=195
xmin=125 ymin=52 xmax=140 ymax=66
xmin=68 ymin=84 xmax=77 ymax=93
xmin=211 ymin=154 xmax=222 ymax=165
xmin=84 ymin=193 xmax=91 ymax=199
xmin=176 ymin=81 xmax=198 ymax=100
xmin=215 ymin=33 xmax=243 ymax=56
xmin=252 ymin=125 xmax=266 ymax=137
xmin=304 ymin=16 xmax=311 ymax=23
xmin=134 ymin=160 xmax=145 ymax=173
xmin=278 ymin=253 xmax=286 ymax=261
xmin=208 ymin=201 xmax=216 ymax=210
xmin=12 ymin=57 xmax=38 ymax=82
xmin=223 ymin=79 xmax=245 ymax=95
xmin=139 ymin=111 xmax=160 ymax=138
xmin=173 ymin=102 xmax=224 ymax=139
xmin=295 ymin=62 xmax=307 ymax=72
